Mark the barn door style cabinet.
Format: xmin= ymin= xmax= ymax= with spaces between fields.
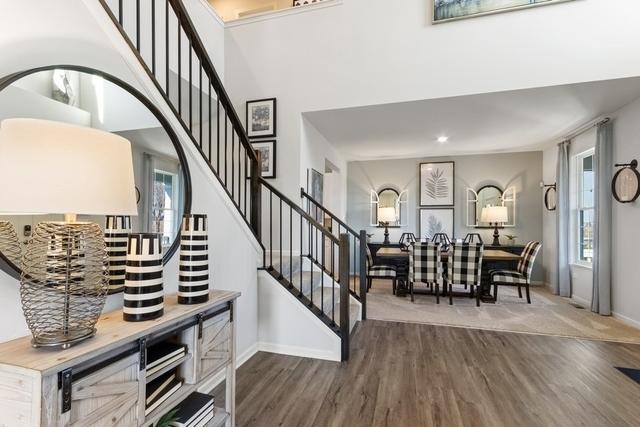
xmin=0 ymin=290 xmax=239 ymax=427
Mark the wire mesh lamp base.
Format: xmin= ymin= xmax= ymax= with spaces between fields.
xmin=20 ymin=222 xmax=109 ymax=349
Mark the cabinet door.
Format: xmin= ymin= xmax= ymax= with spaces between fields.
xmin=198 ymin=311 xmax=231 ymax=380
xmin=61 ymin=353 xmax=140 ymax=427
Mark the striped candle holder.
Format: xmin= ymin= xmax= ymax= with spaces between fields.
xmin=104 ymin=216 xmax=131 ymax=294
xmin=123 ymin=233 xmax=164 ymax=322
xmin=178 ymin=214 xmax=209 ymax=305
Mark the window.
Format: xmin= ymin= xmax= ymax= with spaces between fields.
xmin=152 ymin=169 xmax=179 ymax=247
xmin=576 ymin=150 xmax=594 ymax=264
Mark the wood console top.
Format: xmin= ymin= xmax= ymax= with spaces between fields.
xmin=0 ymin=290 xmax=240 ymax=375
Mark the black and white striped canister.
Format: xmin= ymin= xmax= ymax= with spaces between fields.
xmin=105 ymin=216 xmax=131 ymax=294
xmin=178 ymin=214 xmax=209 ymax=304
xmin=123 ymin=233 xmax=164 ymax=322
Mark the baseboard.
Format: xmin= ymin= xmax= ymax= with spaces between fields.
xmin=612 ymin=311 xmax=640 ymax=329
xmin=571 ymin=295 xmax=591 ymax=308
xmin=258 ymin=341 xmax=340 ymax=362
xmin=198 ymin=342 xmax=259 ymax=393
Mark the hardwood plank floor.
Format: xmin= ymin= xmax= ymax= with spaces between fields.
xmin=218 ymin=320 xmax=640 ymax=426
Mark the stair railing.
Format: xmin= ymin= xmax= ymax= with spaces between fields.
xmin=261 ymin=178 xmax=350 ymax=360
xmin=301 ymin=188 xmax=367 ymax=320
xmin=98 ymin=0 xmax=261 ymax=239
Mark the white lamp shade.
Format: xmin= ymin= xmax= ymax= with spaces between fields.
xmin=0 ymin=118 xmax=137 ymax=216
xmin=481 ymin=206 xmax=508 ymax=223
xmin=378 ymin=207 xmax=397 ymax=223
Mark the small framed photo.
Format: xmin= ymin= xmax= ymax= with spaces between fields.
xmin=420 ymin=161 xmax=454 ymax=206
xmin=246 ymin=98 xmax=276 ymax=138
xmin=250 ymin=140 xmax=276 ymax=179
xmin=419 ymin=208 xmax=454 ymax=240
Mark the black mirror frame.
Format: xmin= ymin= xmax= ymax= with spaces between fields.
xmin=544 ymin=185 xmax=557 ymax=211
xmin=375 ymin=187 xmax=400 ymax=227
xmin=0 ymin=65 xmax=192 ymax=281
xmin=612 ymin=159 xmax=640 ymax=204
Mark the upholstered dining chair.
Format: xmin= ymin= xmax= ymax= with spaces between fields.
xmin=445 ymin=243 xmax=484 ymax=306
xmin=490 ymin=241 xmax=541 ymax=304
xmin=366 ymin=245 xmax=397 ymax=294
xmin=409 ymin=242 xmax=442 ymax=303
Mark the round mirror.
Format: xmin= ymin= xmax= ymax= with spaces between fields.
xmin=376 ymin=188 xmax=399 ymax=225
xmin=612 ymin=161 xmax=640 ymax=203
xmin=0 ymin=66 xmax=191 ymax=285
xmin=475 ymin=185 xmax=503 ymax=226
xmin=544 ymin=186 xmax=557 ymax=211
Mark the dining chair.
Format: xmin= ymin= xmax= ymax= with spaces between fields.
xmin=445 ymin=243 xmax=484 ymax=306
xmin=463 ymin=233 xmax=483 ymax=244
xmin=409 ymin=242 xmax=442 ymax=303
xmin=366 ymin=245 xmax=397 ymax=294
xmin=490 ymin=241 xmax=541 ymax=304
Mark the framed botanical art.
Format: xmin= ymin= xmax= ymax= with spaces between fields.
xmin=246 ymin=98 xmax=276 ymax=138
xmin=419 ymin=208 xmax=454 ymax=240
xmin=420 ymin=161 xmax=454 ymax=206
xmin=433 ymin=0 xmax=575 ymax=24
xmin=250 ymin=140 xmax=276 ymax=179
xmin=307 ymin=168 xmax=324 ymax=222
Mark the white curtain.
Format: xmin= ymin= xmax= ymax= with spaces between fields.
xmin=591 ymin=121 xmax=613 ymax=315
xmin=555 ymin=141 xmax=571 ymax=297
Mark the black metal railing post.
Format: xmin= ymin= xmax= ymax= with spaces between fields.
xmin=359 ymin=229 xmax=367 ymax=320
xmin=339 ymin=233 xmax=350 ymax=362
xmin=250 ymin=152 xmax=262 ymax=239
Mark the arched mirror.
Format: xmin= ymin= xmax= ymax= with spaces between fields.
xmin=544 ymin=186 xmax=557 ymax=210
xmin=0 ymin=66 xmax=192 ymax=286
xmin=466 ymin=185 xmax=516 ymax=227
xmin=370 ymin=187 xmax=408 ymax=226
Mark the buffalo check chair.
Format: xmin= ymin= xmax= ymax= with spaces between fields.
xmin=366 ymin=245 xmax=397 ymax=294
xmin=409 ymin=242 xmax=442 ymax=303
xmin=490 ymin=241 xmax=541 ymax=304
xmin=445 ymin=243 xmax=484 ymax=306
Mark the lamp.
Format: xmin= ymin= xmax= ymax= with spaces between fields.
xmin=378 ymin=207 xmax=396 ymax=245
xmin=0 ymin=118 xmax=137 ymax=348
xmin=481 ymin=206 xmax=508 ymax=246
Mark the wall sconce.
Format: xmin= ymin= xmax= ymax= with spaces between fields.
xmin=540 ymin=182 xmax=557 ymax=211
xmin=612 ymin=159 xmax=640 ymax=203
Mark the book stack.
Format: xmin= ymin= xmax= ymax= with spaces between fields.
xmin=145 ymin=370 xmax=183 ymax=415
xmin=147 ymin=342 xmax=187 ymax=377
xmin=168 ymin=392 xmax=215 ymax=427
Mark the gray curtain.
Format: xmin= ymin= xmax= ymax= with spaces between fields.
xmin=555 ymin=141 xmax=571 ymax=297
xmin=591 ymin=122 xmax=613 ymax=315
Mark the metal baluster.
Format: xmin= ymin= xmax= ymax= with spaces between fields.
xmin=321 ymin=233 xmax=325 ymax=315
xmin=208 ymin=80 xmax=212 ymax=161
xmin=237 ymin=134 xmax=241 ymax=205
xmin=310 ymin=222 xmax=313 ymax=306
xmin=188 ymin=41 xmax=192 ymax=132
xmin=269 ymin=189 xmax=273 ymax=269
xmin=279 ymin=198 xmax=283 ymax=280
xmin=165 ymin=0 xmax=169 ymax=94
xmin=231 ymin=132 xmax=235 ymax=199
xmin=199 ymin=65 xmax=202 ymax=146
xmin=353 ymin=238 xmax=356 ymax=294
xmin=216 ymin=100 xmax=220 ymax=172
xmin=177 ymin=20 xmax=181 ymax=116
xmin=151 ymin=0 xmax=156 ymax=75
xmin=224 ymin=111 xmax=228 ymax=185
xmin=244 ymin=153 xmax=248 ymax=215
xmin=290 ymin=205 xmax=293 ymax=285
xmin=299 ymin=214 xmax=303 ymax=297
xmin=331 ymin=241 xmax=335 ymax=325
xmin=136 ymin=0 xmax=140 ymax=51
xmin=118 ymin=0 xmax=123 ymax=24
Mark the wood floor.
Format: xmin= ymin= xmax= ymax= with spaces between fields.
xmin=219 ymin=320 xmax=640 ymax=426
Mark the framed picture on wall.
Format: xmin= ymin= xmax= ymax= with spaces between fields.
xmin=432 ymin=0 xmax=576 ymax=24
xmin=250 ymin=140 xmax=276 ymax=179
xmin=420 ymin=161 xmax=454 ymax=206
xmin=419 ymin=208 xmax=454 ymax=240
xmin=307 ymin=168 xmax=324 ymax=222
xmin=246 ymin=98 xmax=276 ymax=138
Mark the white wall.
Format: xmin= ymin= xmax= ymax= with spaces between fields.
xmin=222 ymin=0 xmax=640 ymax=204
xmin=0 ymin=1 xmax=261 ymax=359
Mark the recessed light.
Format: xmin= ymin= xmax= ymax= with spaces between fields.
xmin=437 ymin=136 xmax=449 ymax=143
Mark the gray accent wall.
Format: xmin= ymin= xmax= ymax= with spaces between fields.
xmin=347 ymin=151 xmax=544 ymax=281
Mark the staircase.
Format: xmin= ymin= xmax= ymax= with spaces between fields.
xmin=96 ymin=0 xmax=366 ymax=361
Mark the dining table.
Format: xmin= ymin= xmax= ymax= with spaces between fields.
xmin=375 ymin=247 xmax=522 ymax=301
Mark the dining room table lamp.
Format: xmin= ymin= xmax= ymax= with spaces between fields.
xmin=481 ymin=206 xmax=509 ymax=246
xmin=0 ymin=118 xmax=137 ymax=349
xmin=378 ymin=207 xmax=397 ymax=245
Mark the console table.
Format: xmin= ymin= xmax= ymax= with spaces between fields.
xmin=0 ymin=290 xmax=239 ymax=427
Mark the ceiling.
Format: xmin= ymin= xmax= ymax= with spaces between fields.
xmin=304 ymin=77 xmax=640 ymax=161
